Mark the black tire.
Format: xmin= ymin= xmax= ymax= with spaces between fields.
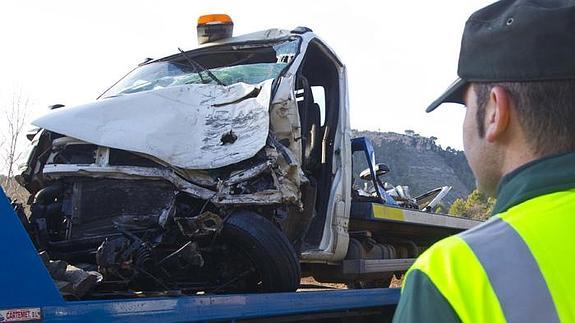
xmin=221 ymin=210 xmax=301 ymax=292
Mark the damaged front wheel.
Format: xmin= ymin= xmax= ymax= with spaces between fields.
xmin=214 ymin=210 xmax=301 ymax=293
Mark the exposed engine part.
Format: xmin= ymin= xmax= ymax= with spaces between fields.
xmin=157 ymin=241 xmax=205 ymax=268
xmin=96 ymin=234 xmax=155 ymax=282
xmin=29 ymin=183 xmax=65 ymax=247
xmin=175 ymin=211 xmax=223 ymax=238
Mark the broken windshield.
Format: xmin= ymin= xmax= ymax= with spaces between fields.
xmin=101 ymin=38 xmax=299 ymax=98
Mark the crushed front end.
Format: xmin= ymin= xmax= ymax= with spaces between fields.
xmin=16 ymin=33 xmax=311 ymax=297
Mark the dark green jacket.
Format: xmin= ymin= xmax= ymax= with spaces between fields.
xmin=392 ymin=152 xmax=575 ymax=322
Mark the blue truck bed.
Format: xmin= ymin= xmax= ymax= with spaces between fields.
xmin=0 ymin=188 xmax=399 ymax=322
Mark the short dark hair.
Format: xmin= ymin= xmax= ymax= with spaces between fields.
xmin=473 ymin=80 xmax=575 ymax=156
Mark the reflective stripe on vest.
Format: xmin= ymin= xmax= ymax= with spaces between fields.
xmin=460 ymin=217 xmax=560 ymax=323
xmin=407 ymin=190 xmax=575 ymax=322
xmin=405 ymin=235 xmax=507 ymax=323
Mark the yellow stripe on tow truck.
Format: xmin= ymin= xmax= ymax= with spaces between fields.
xmin=372 ymin=204 xmax=405 ymax=221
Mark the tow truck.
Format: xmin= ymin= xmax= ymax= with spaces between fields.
xmin=2 ymin=14 xmax=480 ymax=321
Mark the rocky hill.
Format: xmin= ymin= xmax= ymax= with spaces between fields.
xmin=352 ymin=130 xmax=475 ymax=205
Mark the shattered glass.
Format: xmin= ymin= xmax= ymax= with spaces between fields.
xmin=102 ymin=39 xmax=299 ymax=98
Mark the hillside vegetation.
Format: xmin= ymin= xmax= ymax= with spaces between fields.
xmin=352 ymin=129 xmax=475 ymax=205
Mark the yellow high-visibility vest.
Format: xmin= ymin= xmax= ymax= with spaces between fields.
xmin=407 ymin=189 xmax=575 ymax=322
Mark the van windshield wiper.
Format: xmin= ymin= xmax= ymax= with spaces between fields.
xmin=178 ymin=48 xmax=226 ymax=86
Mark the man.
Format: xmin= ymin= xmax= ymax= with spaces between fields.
xmin=393 ymin=0 xmax=575 ymax=322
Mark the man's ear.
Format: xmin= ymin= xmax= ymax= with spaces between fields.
xmin=485 ymin=86 xmax=511 ymax=143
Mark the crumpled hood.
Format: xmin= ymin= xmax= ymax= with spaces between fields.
xmin=33 ymin=80 xmax=273 ymax=169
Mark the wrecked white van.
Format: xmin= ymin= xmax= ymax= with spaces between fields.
xmin=16 ymin=17 xmax=479 ymax=298
xmin=17 ymin=22 xmax=349 ymax=295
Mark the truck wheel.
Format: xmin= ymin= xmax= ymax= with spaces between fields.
xmin=218 ymin=210 xmax=301 ymax=292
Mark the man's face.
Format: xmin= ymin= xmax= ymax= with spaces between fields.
xmin=462 ymin=84 xmax=502 ymax=196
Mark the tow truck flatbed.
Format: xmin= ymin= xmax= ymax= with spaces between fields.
xmin=0 ymin=188 xmax=399 ymax=322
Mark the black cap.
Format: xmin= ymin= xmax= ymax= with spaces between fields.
xmin=427 ymin=0 xmax=575 ymax=113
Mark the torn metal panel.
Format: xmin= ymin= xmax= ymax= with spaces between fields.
xmin=269 ymin=100 xmax=303 ymax=165
xmin=269 ymin=76 xmax=303 ymax=165
xmin=213 ymin=190 xmax=284 ymax=205
xmin=225 ymin=161 xmax=273 ymax=186
xmin=42 ymin=164 xmax=215 ymax=200
xmin=42 ymin=153 xmax=303 ymax=208
xmin=178 ymin=169 xmax=219 ymax=188
xmin=213 ymin=140 xmax=303 ymax=207
xmin=213 ymin=180 xmax=299 ymax=206
xmin=33 ymin=80 xmax=274 ymax=170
